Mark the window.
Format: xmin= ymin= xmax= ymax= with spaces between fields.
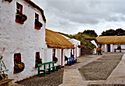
xmin=34 ymin=13 xmax=43 ymax=30
xmin=14 ymin=53 xmax=25 ymax=74
xmin=15 ymin=2 xmax=27 ymax=24
xmin=35 ymin=52 xmax=42 ymax=68
xmin=52 ymin=49 xmax=58 ymax=63
xmin=4 ymin=0 xmax=12 ymax=3
xmin=16 ymin=3 xmax=23 ymax=14
xmin=52 ymin=49 xmax=56 ymax=58
xmin=35 ymin=13 xmax=39 ymax=21
xmin=117 ymin=45 xmax=121 ymax=50
xmin=70 ymin=49 xmax=74 ymax=58
xmin=14 ymin=53 xmax=21 ymax=64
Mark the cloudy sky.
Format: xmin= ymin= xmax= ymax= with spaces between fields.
xmin=32 ymin=0 xmax=125 ymax=35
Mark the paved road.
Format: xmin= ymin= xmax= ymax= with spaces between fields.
xmin=60 ymin=55 xmax=103 ymax=86
xmin=60 ymin=53 xmax=125 ymax=86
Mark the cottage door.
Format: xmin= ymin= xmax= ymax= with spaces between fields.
xmin=107 ymin=44 xmax=111 ymax=52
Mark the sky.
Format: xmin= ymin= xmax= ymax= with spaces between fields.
xmin=32 ymin=0 xmax=125 ymax=35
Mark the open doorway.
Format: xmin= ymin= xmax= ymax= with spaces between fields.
xmin=107 ymin=44 xmax=111 ymax=52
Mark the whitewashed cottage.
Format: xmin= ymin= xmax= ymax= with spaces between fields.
xmin=0 ymin=0 xmax=46 ymax=81
xmin=45 ymin=29 xmax=74 ymax=67
xmin=62 ymin=37 xmax=81 ymax=64
xmin=69 ymin=38 xmax=81 ymax=58
xmin=96 ymin=36 xmax=125 ymax=52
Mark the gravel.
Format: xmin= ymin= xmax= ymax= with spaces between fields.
xmin=79 ymin=53 xmax=123 ymax=80
xmin=17 ymin=69 xmax=64 ymax=86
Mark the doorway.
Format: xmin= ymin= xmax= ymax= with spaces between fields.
xmin=107 ymin=44 xmax=111 ymax=52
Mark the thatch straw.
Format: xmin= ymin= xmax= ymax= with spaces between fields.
xmin=96 ymin=36 xmax=125 ymax=44
xmin=46 ymin=29 xmax=74 ymax=49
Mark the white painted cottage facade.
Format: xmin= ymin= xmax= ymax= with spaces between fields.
xmin=45 ymin=29 xmax=74 ymax=67
xmin=62 ymin=36 xmax=81 ymax=58
xmin=96 ymin=36 xmax=125 ymax=52
xmin=69 ymin=38 xmax=81 ymax=58
xmin=101 ymin=44 xmax=125 ymax=52
xmin=0 ymin=0 xmax=46 ymax=81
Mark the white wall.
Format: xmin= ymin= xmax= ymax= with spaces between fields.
xmin=61 ymin=35 xmax=81 ymax=58
xmin=46 ymin=48 xmax=74 ymax=66
xmin=101 ymin=44 xmax=125 ymax=52
xmin=69 ymin=39 xmax=81 ymax=58
xmin=45 ymin=48 xmax=62 ymax=65
xmin=56 ymin=49 xmax=62 ymax=66
xmin=0 ymin=0 xmax=46 ymax=81
xmin=56 ymin=49 xmax=66 ymax=66
xmin=44 ymin=49 xmax=53 ymax=62
xmin=113 ymin=44 xmax=125 ymax=52
xmin=64 ymin=49 xmax=71 ymax=58
xmin=101 ymin=44 xmax=107 ymax=52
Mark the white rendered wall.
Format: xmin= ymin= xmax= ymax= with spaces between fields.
xmin=63 ymin=49 xmax=71 ymax=65
xmin=46 ymin=48 xmax=68 ymax=66
xmin=110 ymin=44 xmax=113 ymax=52
xmin=64 ymin=49 xmax=71 ymax=58
xmin=56 ymin=49 xmax=61 ymax=66
xmin=0 ymin=0 xmax=46 ymax=81
xmin=61 ymin=36 xmax=81 ymax=58
xmin=101 ymin=44 xmax=125 ymax=52
xmin=104 ymin=44 xmax=107 ymax=52
xmin=69 ymin=39 xmax=81 ymax=58
xmin=61 ymin=49 xmax=65 ymax=66
xmin=113 ymin=44 xmax=125 ymax=52
xmin=44 ymin=49 xmax=53 ymax=62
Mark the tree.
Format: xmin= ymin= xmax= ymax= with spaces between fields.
xmin=101 ymin=28 xmax=125 ymax=36
xmin=83 ymin=30 xmax=97 ymax=37
xmin=101 ymin=29 xmax=116 ymax=36
xmin=116 ymin=28 xmax=125 ymax=36
xmin=60 ymin=30 xmax=97 ymax=49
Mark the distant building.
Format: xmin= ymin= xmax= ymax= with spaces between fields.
xmin=96 ymin=36 xmax=125 ymax=52
xmin=0 ymin=0 xmax=46 ymax=81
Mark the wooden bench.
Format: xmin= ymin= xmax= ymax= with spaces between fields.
xmin=114 ymin=49 xmax=125 ymax=52
xmin=37 ymin=61 xmax=58 ymax=76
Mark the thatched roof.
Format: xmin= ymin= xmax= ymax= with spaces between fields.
xmin=96 ymin=36 xmax=125 ymax=44
xmin=46 ymin=29 xmax=74 ymax=49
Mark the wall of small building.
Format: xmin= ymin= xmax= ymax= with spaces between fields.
xmin=45 ymin=48 xmax=69 ymax=64
xmin=102 ymin=44 xmax=113 ymax=52
xmin=64 ymin=49 xmax=71 ymax=58
xmin=56 ymin=49 xmax=62 ymax=66
xmin=0 ymin=0 xmax=46 ymax=81
xmin=101 ymin=44 xmax=125 ymax=52
xmin=44 ymin=49 xmax=53 ymax=62
xmin=69 ymin=39 xmax=81 ymax=58
xmin=45 ymin=48 xmax=67 ymax=67
xmin=56 ymin=49 xmax=65 ymax=66
xmin=64 ymin=49 xmax=71 ymax=65
xmin=113 ymin=44 xmax=125 ymax=52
